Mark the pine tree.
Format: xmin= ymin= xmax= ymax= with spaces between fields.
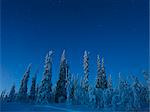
xmin=95 ymin=88 xmax=104 ymax=108
xmin=131 ymin=76 xmax=142 ymax=110
xmin=89 ymin=87 xmax=96 ymax=108
xmin=73 ymin=77 xmax=84 ymax=105
xmin=69 ymin=76 xmax=78 ymax=104
xmin=17 ymin=64 xmax=31 ymax=102
xmin=107 ymin=74 xmax=112 ymax=88
xmin=81 ymin=51 xmax=90 ymax=104
xmin=142 ymin=71 xmax=150 ymax=103
xmin=82 ymin=50 xmax=90 ymax=92
xmin=103 ymin=74 xmax=113 ymax=108
xmin=29 ymin=73 xmax=37 ymax=103
xmin=0 ymin=90 xmax=6 ymax=102
xmin=112 ymin=73 xmax=122 ymax=110
xmin=115 ymin=74 xmax=134 ymax=111
xmin=95 ymin=56 xmax=107 ymax=89
xmin=101 ymin=57 xmax=107 ymax=89
xmin=95 ymin=55 xmax=102 ymax=88
xmin=36 ymin=51 xmax=53 ymax=104
xmin=55 ymin=50 xmax=67 ymax=103
xmin=66 ymin=62 xmax=72 ymax=103
xmin=8 ymin=84 xmax=16 ymax=102
xmin=35 ymin=84 xmax=39 ymax=102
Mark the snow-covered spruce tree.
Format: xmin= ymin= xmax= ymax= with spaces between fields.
xmin=0 ymin=90 xmax=6 ymax=103
xmin=142 ymin=71 xmax=150 ymax=103
xmin=73 ymin=77 xmax=84 ymax=104
xmin=29 ymin=73 xmax=37 ymax=103
xmin=80 ymin=51 xmax=90 ymax=105
xmin=89 ymin=87 xmax=96 ymax=108
xmin=103 ymin=74 xmax=113 ymax=108
xmin=51 ymin=84 xmax=56 ymax=103
xmin=112 ymin=73 xmax=122 ymax=110
xmin=8 ymin=84 xmax=16 ymax=102
xmin=36 ymin=51 xmax=53 ymax=104
xmin=120 ymin=80 xmax=133 ymax=111
xmin=101 ymin=57 xmax=107 ymax=89
xmin=94 ymin=56 xmax=107 ymax=108
xmin=82 ymin=51 xmax=90 ymax=92
xmin=55 ymin=50 xmax=67 ymax=103
xmin=107 ymin=74 xmax=112 ymax=89
xmin=35 ymin=84 xmax=39 ymax=102
xmin=95 ymin=56 xmax=107 ymax=89
xmin=131 ymin=76 xmax=143 ymax=110
xmin=112 ymin=74 xmax=134 ymax=111
xmin=66 ymin=63 xmax=72 ymax=104
xmin=68 ymin=76 xmax=78 ymax=104
xmin=95 ymin=88 xmax=104 ymax=108
xmin=17 ymin=64 xmax=31 ymax=102
xmin=4 ymin=93 xmax=9 ymax=103
xmin=95 ymin=55 xmax=102 ymax=89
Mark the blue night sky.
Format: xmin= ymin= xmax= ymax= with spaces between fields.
xmin=1 ymin=0 xmax=149 ymax=92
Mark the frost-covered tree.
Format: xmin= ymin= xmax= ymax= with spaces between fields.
xmin=35 ymin=84 xmax=39 ymax=101
xmin=95 ymin=88 xmax=104 ymax=108
xmin=89 ymin=87 xmax=96 ymax=108
xmin=101 ymin=57 xmax=107 ymax=89
xmin=51 ymin=84 xmax=56 ymax=102
xmin=103 ymin=88 xmax=113 ymax=108
xmin=17 ymin=64 xmax=31 ymax=102
xmin=112 ymin=74 xmax=134 ymax=111
xmin=82 ymin=51 xmax=90 ymax=91
xmin=36 ymin=51 xmax=53 ymax=104
xmin=131 ymin=76 xmax=143 ymax=110
xmin=0 ymin=90 xmax=6 ymax=102
xmin=95 ymin=56 xmax=107 ymax=89
xmin=29 ymin=74 xmax=37 ymax=103
xmin=69 ymin=76 xmax=78 ymax=104
xmin=95 ymin=55 xmax=102 ymax=88
xmin=66 ymin=63 xmax=72 ymax=103
xmin=55 ymin=50 xmax=67 ymax=103
xmin=94 ymin=56 xmax=108 ymax=108
xmin=103 ymin=75 xmax=113 ymax=108
xmin=73 ymin=77 xmax=84 ymax=105
xmin=112 ymin=88 xmax=119 ymax=110
xmin=66 ymin=63 xmax=71 ymax=87
xmin=80 ymin=51 xmax=90 ymax=105
xmin=120 ymin=80 xmax=133 ymax=110
xmin=142 ymin=71 xmax=150 ymax=103
xmin=8 ymin=84 xmax=16 ymax=102
xmin=112 ymin=73 xmax=122 ymax=110
xmin=107 ymin=74 xmax=112 ymax=89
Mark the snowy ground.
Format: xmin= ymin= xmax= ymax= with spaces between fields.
xmin=1 ymin=103 xmax=149 ymax=112
xmin=0 ymin=103 xmax=99 ymax=112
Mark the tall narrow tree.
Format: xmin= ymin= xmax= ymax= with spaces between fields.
xmin=107 ymin=74 xmax=112 ymax=88
xmin=69 ymin=76 xmax=78 ymax=104
xmin=0 ymin=90 xmax=6 ymax=102
xmin=36 ymin=51 xmax=53 ymax=104
xmin=82 ymin=51 xmax=90 ymax=92
xmin=80 ymin=51 xmax=90 ymax=104
xmin=66 ymin=63 xmax=72 ymax=103
xmin=8 ymin=84 xmax=16 ymax=102
xmin=101 ymin=58 xmax=107 ymax=89
xmin=18 ymin=64 xmax=31 ymax=102
xmin=55 ymin=50 xmax=67 ymax=103
xmin=29 ymin=72 xmax=37 ymax=103
xmin=95 ymin=55 xmax=102 ymax=88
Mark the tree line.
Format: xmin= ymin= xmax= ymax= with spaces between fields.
xmin=0 ymin=50 xmax=149 ymax=111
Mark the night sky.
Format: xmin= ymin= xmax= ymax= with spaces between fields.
xmin=1 ymin=0 xmax=149 ymax=92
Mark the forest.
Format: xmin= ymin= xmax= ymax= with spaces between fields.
xmin=0 ymin=50 xmax=149 ymax=111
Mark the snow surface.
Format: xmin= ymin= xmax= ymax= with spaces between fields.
xmin=0 ymin=103 xmax=96 ymax=112
xmin=1 ymin=101 xmax=149 ymax=112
